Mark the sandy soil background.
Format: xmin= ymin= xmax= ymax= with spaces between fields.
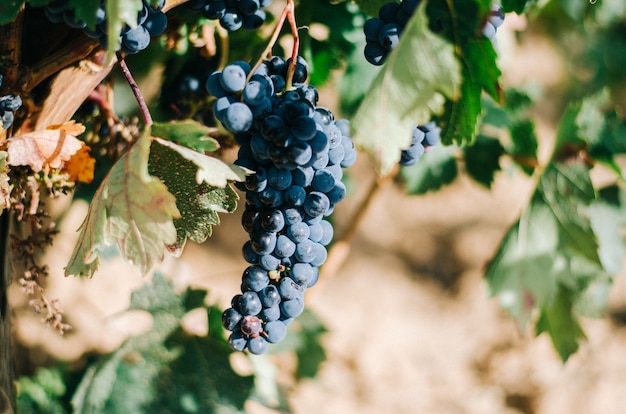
xmin=9 ymin=10 xmax=626 ymax=414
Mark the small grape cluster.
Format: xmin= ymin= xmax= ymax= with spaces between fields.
xmin=212 ymin=57 xmax=357 ymax=354
xmin=399 ymin=122 xmax=441 ymax=166
xmin=188 ymin=0 xmax=273 ymax=31
xmin=482 ymin=4 xmax=505 ymax=46
xmin=0 ymin=76 xmax=23 ymax=130
xmin=43 ymin=0 xmax=167 ymax=54
xmin=363 ymin=0 xmax=420 ymax=66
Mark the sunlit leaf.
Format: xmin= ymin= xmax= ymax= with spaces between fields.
xmin=149 ymin=139 xmax=240 ymax=254
xmin=65 ymin=132 xmax=180 ymax=277
xmin=486 ymin=202 xmax=561 ymax=325
xmin=152 ymin=138 xmax=247 ymax=188
xmin=351 ymin=3 xmax=461 ymax=175
xmin=536 ymin=287 xmax=586 ymax=362
xmin=151 ymin=120 xmax=220 ymax=153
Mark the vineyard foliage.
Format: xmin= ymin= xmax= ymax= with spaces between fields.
xmin=0 ymin=0 xmax=624 ymax=412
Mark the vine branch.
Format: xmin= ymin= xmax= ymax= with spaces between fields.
xmin=116 ymin=52 xmax=153 ymax=127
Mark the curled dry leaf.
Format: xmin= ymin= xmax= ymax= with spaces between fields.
xmin=6 ymin=121 xmax=85 ymax=172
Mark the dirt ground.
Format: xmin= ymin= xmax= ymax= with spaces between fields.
xmin=9 ymin=11 xmax=626 ymax=414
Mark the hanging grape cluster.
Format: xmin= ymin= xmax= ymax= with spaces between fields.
xmin=209 ymin=57 xmax=356 ymax=354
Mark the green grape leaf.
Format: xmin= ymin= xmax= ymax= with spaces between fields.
xmin=106 ymin=0 xmax=144 ymax=56
xmin=501 ymin=0 xmax=532 ymax=13
xmin=152 ymin=137 xmax=246 ymax=188
xmin=351 ymin=3 xmax=461 ymax=175
xmin=538 ymin=162 xmax=599 ymax=263
xmin=68 ymin=0 xmax=101 ymax=28
xmin=509 ymin=119 xmax=539 ymax=175
xmin=536 ymin=287 xmax=586 ymax=362
xmin=463 ymin=134 xmax=505 ymax=188
xmin=65 ymin=132 xmax=181 ymax=278
xmin=400 ymin=144 xmax=459 ymax=195
xmin=71 ymin=274 xmax=184 ymax=413
xmin=486 ymin=201 xmax=561 ymax=325
xmin=487 ymin=159 xmax=601 ymax=318
xmin=589 ymin=186 xmax=626 ymax=275
xmin=71 ymin=274 xmax=253 ymax=414
xmin=0 ymin=151 xmax=10 ymax=213
xmin=147 ymin=333 xmax=254 ymax=414
xmin=438 ymin=36 xmax=501 ymax=145
xmin=293 ymin=310 xmax=328 ymax=379
xmin=152 ymin=120 xmax=220 ymax=153
xmin=0 ymin=1 xmax=26 ymax=25
xmin=72 ymin=276 xmax=253 ymax=413
xmin=17 ymin=367 xmax=67 ymax=414
xmin=148 ymin=138 xmax=241 ymax=253
xmin=578 ymin=92 xmax=626 ymax=177
xmin=269 ymin=310 xmax=327 ymax=380
xmin=428 ymin=0 xmax=502 ymax=146
xmin=352 ymin=0 xmax=391 ymax=16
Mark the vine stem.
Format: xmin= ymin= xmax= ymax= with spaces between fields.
xmin=248 ymin=0 xmax=298 ymax=82
xmin=116 ymin=52 xmax=153 ymax=126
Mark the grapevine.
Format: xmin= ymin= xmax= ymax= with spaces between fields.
xmin=0 ymin=0 xmax=623 ymax=412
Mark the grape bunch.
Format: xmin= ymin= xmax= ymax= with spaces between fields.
xmin=399 ymin=122 xmax=441 ymax=166
xmin=188 ymin=0 xmax=273 ymax=31
xmin=363 ymin=0 xmax=420 ymax=66
xmin=43 ymin=0 xmax=168 ymax=54
xmin=0 ymin=76 xmax=23 ymax=130
xmin=211 ymin=58 xmax=357 ymax=354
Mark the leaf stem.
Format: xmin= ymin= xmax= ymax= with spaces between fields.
xmin=116 ymin=52 xmax=153 ymax=127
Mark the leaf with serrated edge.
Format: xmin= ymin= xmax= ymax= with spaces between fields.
xmin=486 ymin=202 xmax=560 ymax=326
xmin=148 ymin=139 xmax=240 ymax=254
xmin=351 ymin=3 xmax=461 ymax=176
xmin=152 ymin=120 xmax=220 ymax=153
xmin=65 ymin=132 xmax=180 ymax=277
xmin=152 ymin=137 xmax=247 ymax=187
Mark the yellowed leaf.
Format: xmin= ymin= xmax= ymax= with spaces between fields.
xmin=63 ymin=144 xmax=96 ymax=183
xmin=7 ymin=122 xmax=85 ymax=172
